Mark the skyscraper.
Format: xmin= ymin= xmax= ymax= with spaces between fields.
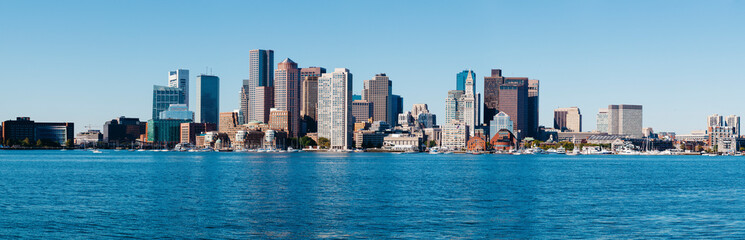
xmin=274 ymin=58 xmax=300 ymax=137
xmin=456 ymin=70 xmax=476 ymax=92
xmin=391 ymin=94 xmax=403 ymax=126
xmin=497 ymin=79 xmax=528 ymax=139
xmin=300 ymin=67 xmax=326 ymax=134
xmin=255 ymin=86 xmax=274 ymax=123
xmin=362 ymin=73 xmax=392 ymax=124
xmin=726 ymin=115 xmax=740 ymax=136
xmin=554 ymin=107 xmax=582 ymax=132
xmin=445 ymin=90 xmax=464 ymax=124
xmin=196 ymin=74 xmax=219 ymax=124
xmin=152 ymin=85 xmax=185 ymax=120
xmin=608 ymin=104 xmax=643 ymax=138
xmin=240 ymin=81 xmax=250 ymax=124
xmin=351 ymin=100 xmax=373 ymax=123
xmin=462 ymin=70 xmax=478 ymax=137
xmin=317 ymin=68 xmax=353 ymax=150
xmin=483 ymin=69 xmax=504 ymax=124
xmin=527 ymin=79 xmax=540 ymax=137
xmin=246 ymin=49 xmax=274 ymax=122
xmin=168 ymin=69 xmax=189 ymax=107
xmin=708 ymin=114 xmax=724 ymax=128
xmin=597 ymin=108 xmax=609 ymax=133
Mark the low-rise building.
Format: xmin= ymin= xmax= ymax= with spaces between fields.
xmin=354 ymin=130 xmax=386 ymax=149
xmin=75 ymin=130 xmax=102 ymax=145
xmin=383 ymin=134 xmax=421 ymax=151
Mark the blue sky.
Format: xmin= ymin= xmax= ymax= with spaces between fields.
xmin=1 ymin=1 xmax=743 ymax=133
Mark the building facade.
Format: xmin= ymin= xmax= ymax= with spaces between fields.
xmin=351 ymin=100 xmax=373 ymax=123
xmin=497 ymin=79 xmax=528 ymax=139
xmin=597 ymin=108 xmax=609 ymax=133
xmin=489 ymin=112 xmax=514 ymax=140
xmin=554 ymin=107 xmax=582 ymax=132
xmin=159 ymin=104 xmax=194 ymax=121
xmin=196 ymin=74 xmax=220 ymax=124
xmin=246 ymin=49 xmax=274 ymax=122
xmin=273 ymin=58 xmax=300 ymax=137
xmin=152 ymin=85 xmax=185 ymax=120
xmin=180 ymin=122 xmax=217 ymax=144
xmin=2 ymin=117 xmax=74 ymax=146
xmin=456 ymin=70 xmax=476 ymax=92
xmin=168 ymin=69 xmax=189 ymax=107
xmin=104 ymin=117 xmax=146 ymax=143
xmin=362 ymin=73 xmax=393 ymax=124
xmin=608 ymin=104 xmax=643 ymax=138
xmin=317 ymin=68 xmax=353 ymax=149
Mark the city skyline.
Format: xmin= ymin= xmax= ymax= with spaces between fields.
xmin=1 ymin=1 xmax=744 ymax=134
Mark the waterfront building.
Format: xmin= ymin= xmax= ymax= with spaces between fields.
xmin=489 ymin=112 xmax=514 ymax=140
xmin=75 ymin=130 xmax=102 ymax=145
xmin=218 ymin=111 xmax=240 ymax=143
xmin=461 ymin=70 xmax=480 ymax=137
xmin=268 ymin=109 xmax=290 ymax=133
xmin=456 ymin=70 xmax=476 ymax=92
xmin=554 ymin=107 xmax=582 ymax=132
xmin=597 ymin=108 xmax=609 ymax=133
xmin=168 ymin=69 xmax=189 ymax=107
xmin=362 ymin=73 xmax=393 ymax=124
xmin=246 ymin=49 xmax=274 ymax=122
xmin=180 ymin=122 xmax=216 ymax=144
xmin=383 ymin=134 xmax=422 ymax=152
xmin=317 ymin=68 xmax=353 ymax=150
xmin=490 ymin=129 xmax=517 ymax=151
xmin=717 ymin=137 xmax=738 ymax=153
xmin=274 ymin=58 xmax=300 ymax=137
xmin=482 ymin=69 xmax=537 ymax=138
xmin=466 ymin=134 xmax=487 ymax=152
xmin=608 ymin=104 xmax=643 ymax=138
xmin=159 ymin=104 xmax=194 ymax=121
xmin=195 ymin=74 xmax=219 ymax=124
xmin=354 ymin=130 xmax=386 ymax=149
xmin=104 ymin=117 xmax=146 ymax=144
xmin=423 ymin=127 xmax=442 ymax=147
xmin=300 ymin=75 xmax=320 ymax=134
xmin=351 ymin=100 xmax=373 ymax=123
xmin=147 ymin=119 xmax=191 ymax=146
xmin=152 ymin=85 xmax=185 ymax=120
xmin=442 ymin=120 xmax=468 ymax=150
xmin=2 ymin=117 xmax=74 ymax=145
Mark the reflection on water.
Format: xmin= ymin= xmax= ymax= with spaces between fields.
xmin=1 ymin=151 xmax=745 ymax=238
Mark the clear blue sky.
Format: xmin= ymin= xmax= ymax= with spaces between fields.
xmin=1 ymin=1 xmax=743 ymax=134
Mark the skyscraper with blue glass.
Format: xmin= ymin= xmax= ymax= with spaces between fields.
xmin=456 ymin=70 xmax=476 ymax=92
xmin=196 ymin=74 xmax=220 ymax=124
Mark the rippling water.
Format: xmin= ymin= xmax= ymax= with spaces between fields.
xmin=1 ymin=150 xmax=745 ymax=238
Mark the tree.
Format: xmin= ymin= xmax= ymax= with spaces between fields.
xmin=36 ymin=139 xmax=43 ymax=147
xmin=318 ymin=137 xmax=330 ymax=149
xmin=21 ymin=138 xmax=32 ymax=147
xmin=427 ymin=140 xmax=437 ymax=148
xmin=300 ymin=136 xmax=317 ymax=147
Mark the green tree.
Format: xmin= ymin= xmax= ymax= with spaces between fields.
xmin=318 ymin=137 xmax=330 ymax=149
xmin=36 ymin=139 xmax=44 ymax=147
xmin=300 ymin=136 xmax=317 ymax=147
xmin=21 ymin=138 xmax=32 ymax=147
xmin=427 ymin=140 xmax=437 ymax=148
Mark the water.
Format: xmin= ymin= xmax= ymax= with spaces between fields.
xmin=1 ymin=150 xmax=745 ymax=239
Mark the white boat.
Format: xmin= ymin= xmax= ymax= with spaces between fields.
xmin=91 ymin=150 xmax=102 ymax=154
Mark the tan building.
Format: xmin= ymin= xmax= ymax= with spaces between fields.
xmin=180 ymin=122 xmax=216 ymax=144
xmin=269 ymin=109 xmax=290 ymax=133
xmin=362 ymin=73 xmax=392 ymax=124
xmin=274 ymin=58 xmax=300 ymax=137
xmin=219 ymin=112 xmax=240 ymax=142
xmin=554 ymin=107 xmax=582 ymax=132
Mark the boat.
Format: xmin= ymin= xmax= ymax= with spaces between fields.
xmin=91 ymin=150 xmax=102 ymax=154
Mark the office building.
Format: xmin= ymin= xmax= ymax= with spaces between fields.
xmin=608 ymin=104 xmax=643 ymax=138
xmin=416 ymin=112 xmax=437 ymax=129
xmin=147 ymin=119 xmax=191 ymax=145
xmin=483 ymin=69 xmax=504 ymax=124
xmin=196 ymin=74 xmax=219 ymax=124
xmin=317 ymin=68 xmax=353 ymax=149
xmin=391 ymin=94 xmax=403 ymax=125
xmin=708 ymin=114 xmax=724 ymax=128
xmin=152 ymin=85 xmax=185 ymax=120
xmin=274 ymin=58 xmax=300 ymax=137
xmin=104 ymin=117 xmax=146 ymax=143
xmin=528 ymin=79 xmax=539 ymax=137
xmin=75 ymin=130 xmax=102 ymax=145
xmin=239 ymin=81 xmax=250 ymax=124
xmin=445 ymin=90 xmax=464 ymax=124
xmin=497 ymin=79 xmax=528 ymax=139
xmin=411 ymin=104 xmax=429 ymax=118
xmin=489 ymin=112 xmax=514 ymax=140
xmin=219 ymin=111 xmax=241 ymax=143
xmin=442 ymin=120 xmax=468 ymax=150
xmin=168 ymin=69 xmax=189 ymax=107
xmin=362 ymin=73 xmax=393 ymax=124
xmin=351 ymin=100 xmax=373 ymax=123
xmin=180 ymin=122 xmax=216 ymax=144
xmin=2 ymin=117 xmax=74 ymax=145
xmin=726 ymin=115 xmax=740 ymax=136
xmin=255 ymin=86 xmax=274 ymax=123
xmin=246 ymin=49 xmax=274 ymax=122
xmin=159 ymin=104 xmax=194 ymax=121
xmin=456 ymin=70 xmax=476 ymax=92
xmin=597 ymin=108 xmax=609 ymax=133
xmin=268 ymin=109 xmax=290 ymax=133
xmin=300 ymin=67 xmax=326 ymax=134
xmin=554 ymin=107 xmax=582 ymax=132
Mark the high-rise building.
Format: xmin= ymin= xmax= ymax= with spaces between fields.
xmin=219 ymin=111 xmax=240 ymax=143
xmin=483 ymin=69 xmax=504 ymax=124
xmin=411 ymin=104 xmax=429 ymax=118
xmin=255 ymin=86 xmax=274 ymax=123
xmin=274 ymin=58 xmax=300 ymax=137
xmin=268 ymin=109 xmax=290 ymax=133
xmin=168 ymin=69 xmax=189 ymax=107
xmin=554 ymin=107 xmax=582 ymax=132
xmin=362 ymin=73 xmax=393 ymax=124
xmin=300 ymin=67 xmax=326 ymax=134
xmin=152 ymin=85 xmax=185 ymax=120
xmin=240 ymin=81 xmax=250 ymax=124
xmin=456 ymin=70 xmax=476 ymax=92
xmin=445 ymin=90 xmax=464 ymax=125
xmin=246 ymin=49 xmax=274 ymax=122
xmin=726 ymin=115 xmax=740 ymax=136
xmin=608 ymin=104 xmax=643 ymax=138
xmin=196 ymin=75 xmax=219 ymax=124
xmin=317 ymin=68 xmax=353 ymax=150
xmin=351 ymin=100 xmax=373 ymax=123
xmin=527 ymin=79 xmax=540 ymax=137
xmin=442 ymin=120 xmax=468 ymax=150
xmin=489 ymin=112 xmax=514 ymax=140
xmin=708 ymin=114 xmax=724 ymax=128
xmin=597 ymin=108 xmax=609 ymax=133
xmin=497 ymin=79 xmax=528 ymax=139
xmin=462 ymin=70 xmax=479 ymax=137
xmin=390 ymin=94 xmax=403 ymax=126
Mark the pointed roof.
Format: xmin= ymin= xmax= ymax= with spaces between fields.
xmin=280 ymin=58 xmax=295 ymax=64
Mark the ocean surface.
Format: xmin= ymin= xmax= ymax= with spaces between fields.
xmin=1 ymin=150 xmax=745 ymax=239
